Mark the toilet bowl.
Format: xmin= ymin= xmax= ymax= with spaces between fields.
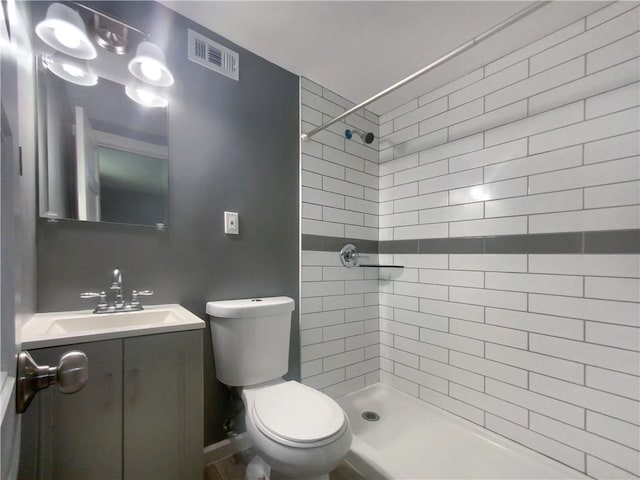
xmin=206 ymin=297 xmax=353 ymax=480
xmin=243 ymin=380 xmax=352 ymax=479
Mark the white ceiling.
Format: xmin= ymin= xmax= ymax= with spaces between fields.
xmin=160 ymin=1 xmax=604 ymax=116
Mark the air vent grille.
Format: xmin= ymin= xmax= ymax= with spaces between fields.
xmin=208 ymin=45 xmax=222 ymax=66
xmin=188 ymin=29 xmax=239 ymax=81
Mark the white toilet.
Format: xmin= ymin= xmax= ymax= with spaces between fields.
xmin=206 ymin=296 xmax=352 ymax=480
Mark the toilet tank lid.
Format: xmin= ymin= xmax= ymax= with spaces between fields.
xmin=206 ymin=296 xmax=295 ymax=318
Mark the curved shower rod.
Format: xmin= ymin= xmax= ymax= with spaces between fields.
xmin=301 ymin=1 xmax=551 ymax=142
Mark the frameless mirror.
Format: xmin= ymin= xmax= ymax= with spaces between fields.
xmin=37 ymin=61 xmax=169 ymax=228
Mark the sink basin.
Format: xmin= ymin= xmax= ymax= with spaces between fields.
xmin=22 ymin=304 xmax=205 ymax=348
xmin=44 ymin=310 xmax=180 ymax=334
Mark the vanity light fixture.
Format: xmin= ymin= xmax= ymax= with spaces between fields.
xmin=91 ymin=11 xmax=130 ymax=55
xmin=128 ymin=41 xmax=174 ymax=87
xmin=43 ymin=53 xmax=98 ymax=86
xmin=35 ymin=2 xmax=96 ymax=59
xmin=34 ymin=3 xmax=173 ymax=103
xmin=125 ymin=85 xmax=168 ymax=108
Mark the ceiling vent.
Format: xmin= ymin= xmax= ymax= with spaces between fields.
xmin=188 ymin=29 xmax=239 ymax=81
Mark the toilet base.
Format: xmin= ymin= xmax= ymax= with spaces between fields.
xmin=245 ymin=454 xmax=329 ymax=480
xmin=245 ymin=454 xmax=271 ymax=480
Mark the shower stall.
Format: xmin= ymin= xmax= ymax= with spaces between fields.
xmin=299 ymin=1 xmax=640 ymax=478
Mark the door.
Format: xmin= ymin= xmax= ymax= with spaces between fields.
xmin=0 ymin=4 xmax=20 ymax=478
xmin=75 ymin=106 xmax=100 ymax=221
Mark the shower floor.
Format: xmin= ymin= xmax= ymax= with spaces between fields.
xmin=337 ymin=383 xmax=588 ymax=480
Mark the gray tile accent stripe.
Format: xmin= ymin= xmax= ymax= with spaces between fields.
xmin=303 ymin=229 xmax=640 ymax=254
xmin=584 ymin=229 xmax=640 ymax=253
xmin=485 ymin=233 xmax=583 ymax=254
xmin=421 ymin=237 xmax=486 ymax=254
xmin=380 ymin=239 xmax=418 ymax=254
xmin=302 ymin=234 xmax=379 ymax=253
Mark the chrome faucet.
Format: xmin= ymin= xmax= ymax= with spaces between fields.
xmin=111 ymin=268 xmax=124 ymax=308
xmin=81 ymin=268 xmax=154 ymax=314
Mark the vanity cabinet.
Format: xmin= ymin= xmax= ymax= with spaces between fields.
xmin=26 ymin=339 xmax=123 ymax=480
xmin=123 ymin=333 xmax=203 ymax=480
xmin=23 ymin=330 xmax=203 ymax=480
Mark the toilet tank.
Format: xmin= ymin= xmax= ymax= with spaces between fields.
xmin=206 ymin=297 xmax=295 ymax=387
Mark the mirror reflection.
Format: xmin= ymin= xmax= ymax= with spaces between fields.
xmin=37 ymin=62 xmax=169 ymax=227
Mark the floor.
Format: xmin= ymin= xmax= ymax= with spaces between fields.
xmin=204 ymin=448 xmax=365 ymax=480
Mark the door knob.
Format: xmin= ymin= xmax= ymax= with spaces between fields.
xmin=16 ymin=350 xmax=88 ymax=414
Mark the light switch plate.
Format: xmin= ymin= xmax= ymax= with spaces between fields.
xmin=224 ymin=211 xmax=239 ymax=235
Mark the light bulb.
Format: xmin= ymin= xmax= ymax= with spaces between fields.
xmin=54 ymin=24 xmax=81 ymax=49
xmin=61 ymin=63 xmax=84 ymax=78
xmin=140 ymin=60 xmax=162 ymax=81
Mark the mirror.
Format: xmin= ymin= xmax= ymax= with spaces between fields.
xmin=37 ymin=61 xmax=169 ymax=228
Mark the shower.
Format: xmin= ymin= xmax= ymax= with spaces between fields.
xmin=345 ymin=128 xmax=375 ymax=144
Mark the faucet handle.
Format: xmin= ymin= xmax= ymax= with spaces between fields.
xmin=130 ymin=290 xmax=153 ymax=308
xmin=80 ymin=292 xmax=100 ymax=298
xmin=80 ymin=291 xmax=108 ymax=309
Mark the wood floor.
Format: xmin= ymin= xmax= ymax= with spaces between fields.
xmin=204 ymin=448 xmax=365 ymax=480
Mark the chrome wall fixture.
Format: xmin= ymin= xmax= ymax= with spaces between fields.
xmin=339 ymin=244 xmax=404 ymax=269
xmin=35 ymin=2 xmax=173 ymax=107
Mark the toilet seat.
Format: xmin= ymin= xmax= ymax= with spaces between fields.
xmin=250 ymin=381 xmax=348 ymax=448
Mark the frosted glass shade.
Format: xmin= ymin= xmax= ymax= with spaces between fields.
xmin=43 ymin=54 xmax=98 ymax=86
xmin=35 ymin=3 xmax=96 ymax=60
xmin=128 ymin=41 xmax=174 ymax=87
xmin=125 ymin=85 xmax=168 ymax=108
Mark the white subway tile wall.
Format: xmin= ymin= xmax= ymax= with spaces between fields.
xmin=300 ymin=251 xmax=381 ymax=397
xmin=376 ymin=5 xmax=640 ymax=477
xmin=301 ymin=78 xmax=380 ymax=242
xmin=300 ymin=79 xmax=382 ymax=396
xmin=301 ymin=4 xmax=640 ymax=478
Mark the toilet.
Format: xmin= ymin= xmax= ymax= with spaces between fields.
xmin=206 ymin=296 xmax=353 ymax=480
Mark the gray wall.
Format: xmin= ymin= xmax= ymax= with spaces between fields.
xmin=34 ymin=1 xmax=300 ymax=445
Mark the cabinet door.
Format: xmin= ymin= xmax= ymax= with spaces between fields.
xmin=25 ymin=340 xmax=123 ymax=480
xmin=123 ymin=330 xmax=203 ymax=480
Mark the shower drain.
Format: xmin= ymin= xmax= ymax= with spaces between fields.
xmin=362 ymin=411 xmax=380 ymax=422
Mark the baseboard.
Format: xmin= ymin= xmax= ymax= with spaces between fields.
xmin=203 ymin=432 xmax=252 ymax=465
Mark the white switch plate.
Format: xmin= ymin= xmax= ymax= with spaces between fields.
xmin=224 ymin=211 xmax=239 ymax=235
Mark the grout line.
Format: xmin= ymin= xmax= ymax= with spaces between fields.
xmin=381 ymin=78 xmax=639 ymax=163
xmin=585 ymin=3 xmax=639 ymax=32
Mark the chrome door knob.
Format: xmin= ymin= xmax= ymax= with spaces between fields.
xmin=56 ymin=351 xmax=89 ymax=394
xmin=17 ymin=350 xmax=88 ymax=413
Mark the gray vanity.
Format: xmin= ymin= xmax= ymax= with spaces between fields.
xmin=20 ymin=305 xmax=205 ymax=480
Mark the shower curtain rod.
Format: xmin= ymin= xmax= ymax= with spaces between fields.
xmin=301 ymin=1 xmax=550 ymax=142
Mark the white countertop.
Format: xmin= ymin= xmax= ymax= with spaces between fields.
xmin=21 ymin=304 xmax=206 ymax=349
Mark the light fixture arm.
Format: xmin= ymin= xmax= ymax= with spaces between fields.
xmin=72 ymin=2 xmax=150 ymax=38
